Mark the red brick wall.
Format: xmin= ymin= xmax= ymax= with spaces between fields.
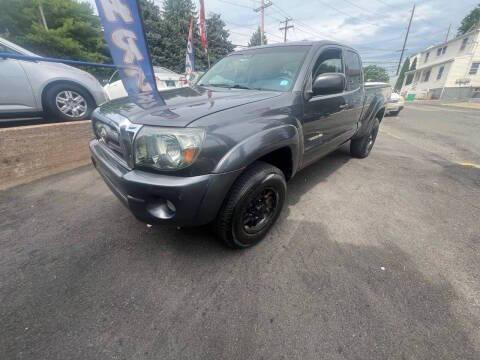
xmin=0 ymin=121 xmax=93 ymax=190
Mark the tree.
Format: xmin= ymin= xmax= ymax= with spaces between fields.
xmin=0 ymin=0 xmax=109 ymax=63
xmin=140 ymin=0 xmax=164 ymax=66
xmin=154 ymin=0 xmax=234 ymax=72
xmin=248 ymin=27 xmax=267 ymax=47
xmin=458 ymin=4 xmax=480 ymax=35
xmin=395 ymin=57 xmax=410 ymax=92
xmin=363 ymin=65 xmax=390 ymax=83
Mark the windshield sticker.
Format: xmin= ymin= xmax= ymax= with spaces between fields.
xmin=280 ymin=80 xmax=289 ymax=86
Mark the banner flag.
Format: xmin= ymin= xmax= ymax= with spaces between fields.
xmin=185 ymin=18 xmax=195 ymax=81
xmin=199 ymin=0 xmax=208 ymax=50
xmin=94 ymin=0 xmax=160 ymax=99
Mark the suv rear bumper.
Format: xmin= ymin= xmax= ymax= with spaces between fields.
xmin=90 ymin=139 xmax=241 ymax=226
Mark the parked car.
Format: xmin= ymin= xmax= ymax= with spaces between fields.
xmin=104 ymin=67 xmax=187 ymax=100
xmin=0 ymin=37 xmax=106 ymax=121
xmin=90 ymin=41 xmax=391 ymax=249
xmin=386 ymin=92 xmax=405 ymax=116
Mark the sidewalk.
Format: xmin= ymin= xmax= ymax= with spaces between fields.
xmin=406 ymin=99 xmax=480 ymax=110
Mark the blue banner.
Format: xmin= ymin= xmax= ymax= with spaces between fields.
xmin=95 ymin=0 xmax=160 ymax=100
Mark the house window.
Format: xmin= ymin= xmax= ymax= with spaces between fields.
xmin=437 ymin=46 xmax=447 ymax=56
xmin=405 ymin=73 xmax=414 ymax=85
xmin=424 ymin=52 xmax=430 ymax=63
xmin=422 ymin=69 xmax=431 ymax=82
xmin=436 ymin=66 xmax=445 ymax=80
xmin=460 ymin=37 xmax=468 ymax=51
xmin=470 ymin=62 xmax=480 ymax=75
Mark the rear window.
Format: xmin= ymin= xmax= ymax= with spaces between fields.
xmin=344 ymin=50 xmax=362 ymax=91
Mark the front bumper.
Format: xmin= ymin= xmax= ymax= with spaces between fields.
xmin=90 ymin=139 xmax=241 ymax=226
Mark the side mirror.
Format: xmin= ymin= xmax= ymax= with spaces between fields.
xmin=312 ymin=73 xmax=345 ymax=96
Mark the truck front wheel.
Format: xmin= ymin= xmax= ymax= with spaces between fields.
xmin=214 ymin=161 xmax=286 ymax=249
xmin=350 ymin=118 xmax=380 ymax=158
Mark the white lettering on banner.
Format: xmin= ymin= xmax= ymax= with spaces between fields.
xmin=112 ymin=29 xmax=144 ymax=64
xmin=98 ymin=0 xmax=134 ymax=23
xmin=123 ymin=65 xmax=153 ymax=92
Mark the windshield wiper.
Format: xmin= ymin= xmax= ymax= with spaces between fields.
xmin=204 ymin=83 xmax=252 ymax=90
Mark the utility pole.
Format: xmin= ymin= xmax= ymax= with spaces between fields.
xmin=254 ymin=0 xmax=272 ymax=45
xmin=444 ymin=24 xmax=451 ymax=43
xmin=38 ymin=2 xmax=48 ymax=31
xmin=279 ymin=18 xmax=294 ymax=43
xmin=396 ymin=4 xmax=415 ymax=76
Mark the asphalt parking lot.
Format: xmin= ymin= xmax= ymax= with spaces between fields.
xmin=1 ymin=103 xmax=479 ymax=359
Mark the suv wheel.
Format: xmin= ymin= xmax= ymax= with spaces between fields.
xmin=215 ymin=161 xmax=286 ymax=249
xmin=350 ymin=118 xmax=380 ymax=158
xmin=44 ymin=83 xmax=95 ymax=121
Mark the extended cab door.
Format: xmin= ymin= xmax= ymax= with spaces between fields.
xmin=0 ymin=43 xmax=37 ymax=114
xmin=342 ymin=49 xmax=365 ymax=130
xmin=302 ymin=46 xmax=351 ymax=166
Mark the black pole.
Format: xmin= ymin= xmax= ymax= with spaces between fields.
xmin=397 ymin=4 xmax=415 ymax=76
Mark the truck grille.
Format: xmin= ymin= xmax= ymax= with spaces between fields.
xmin=92 ymin=119 xmax=123 ymax=157
xmin=91 ymin=111 xmax=142 ymax=169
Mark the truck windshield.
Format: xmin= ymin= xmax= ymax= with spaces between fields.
xmin=198 ymin=45 xmax=310 ymax=92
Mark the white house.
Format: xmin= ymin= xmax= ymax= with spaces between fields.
xmin=400 ymin=28 xmax=480 ymax=101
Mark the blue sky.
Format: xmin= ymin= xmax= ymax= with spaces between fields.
xmin=88 ymin=0 xmax=479 ymax=75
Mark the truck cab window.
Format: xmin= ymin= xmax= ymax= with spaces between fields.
xmin=344 ymin=50 xmax=362 ymax=91
xmin=312 ymin=48 xmax=343 ymax=82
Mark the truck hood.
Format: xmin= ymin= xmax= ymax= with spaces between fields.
xmin=96 ymin=86 xmax=282 ymax=127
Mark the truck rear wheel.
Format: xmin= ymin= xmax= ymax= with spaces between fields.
xmin=350 ymin=118 xmax=380 ymax=158
xmin=214 ymin=161 xmax=286 ymax=249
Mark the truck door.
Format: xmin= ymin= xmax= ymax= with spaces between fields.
xmin=342 ymin=49 xmax=364 ymax=129
xmin=302 ymin=46 xmax=351 ymax=166
xmin=0 ymin=43 xmax=37 ymax=114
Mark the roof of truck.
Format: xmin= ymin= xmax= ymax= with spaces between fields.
xmin=236 ymin=40 xmax=358 ymax=53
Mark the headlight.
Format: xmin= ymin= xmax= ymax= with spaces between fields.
xmin=134 ymin=127 xmax=205 ymax=170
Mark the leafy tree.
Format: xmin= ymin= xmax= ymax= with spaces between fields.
xmin=248 ymin=27 xmax=267 ymax=47
xmin=157 ymin=0 xmax=196 ymax=73
xmin=153 ymin=0 xmax=234 ymax=72
xmin=140 ymin=0 xmax=164 ymax=66
xmin=0 ymin=0 xmax=109 ymax=63
xmin=458 ymin=4 xmax=480 ymax=35
xmin=395 ymin=57 xmax=410 ymax=92
xmin=363 ymin=65 xmax=390 ymax=83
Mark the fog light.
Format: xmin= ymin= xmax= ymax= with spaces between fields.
xmin=146 ymin=198 xmax=176 ymax=219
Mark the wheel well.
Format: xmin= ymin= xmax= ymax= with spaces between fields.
xmin=257 ymin=147 xmax=293 ymax=180
xmin=41 ymin=80 xmax=95 ymax=110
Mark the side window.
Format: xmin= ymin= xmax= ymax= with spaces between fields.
xmin=311 ymin=48 xmax=343 ymax=82
xmin=344 ymin=50 xmax=362 ymax=91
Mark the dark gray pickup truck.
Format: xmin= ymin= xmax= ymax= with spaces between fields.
xmin=90 ymin=41 xmax=391 ymax=248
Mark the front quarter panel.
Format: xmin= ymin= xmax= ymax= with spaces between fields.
xmin=189 ymin=93 xmax=302 ymax=175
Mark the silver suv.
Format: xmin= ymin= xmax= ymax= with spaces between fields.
xmin=0 ymin=37 xmax=106 ymax=121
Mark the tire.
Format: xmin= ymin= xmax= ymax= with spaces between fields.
xmin=350 ymin=118 xmax=380 ymax=159
xmin=44 ymin=83 xmax=96 ymax=121
xmin=214 ymin=161 xmax=286 ymax=249
xmin=390 ymin=110 xmax=400 ymax=116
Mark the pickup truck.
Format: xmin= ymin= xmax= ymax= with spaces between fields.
xmin=90 ymin=41 xmax=391 ymax=249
